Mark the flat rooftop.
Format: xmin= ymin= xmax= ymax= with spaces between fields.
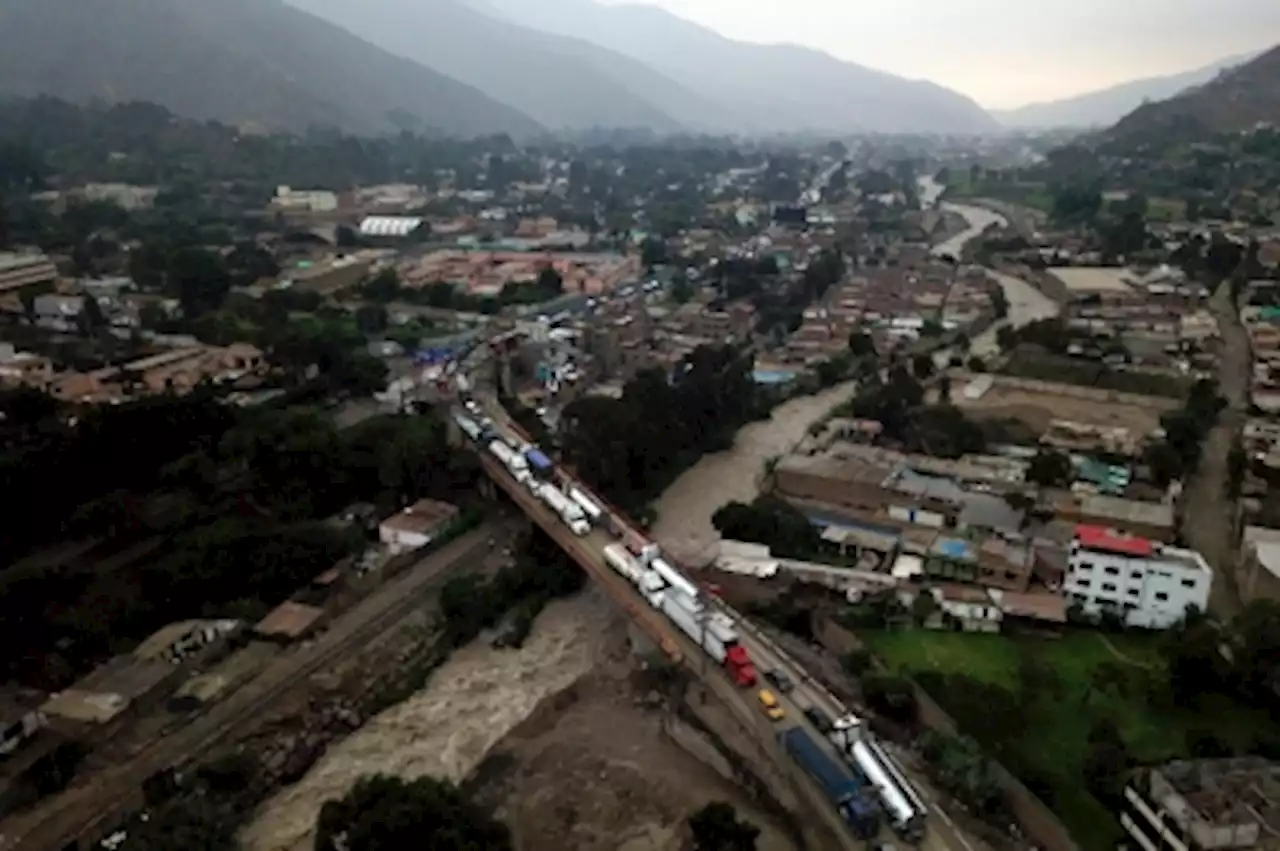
xmin=380 ymin=498 xmax=459 ymax=534
xmin=1148 ymin=757 xmax=1280 ymax=844
xmin=254 ymin=601 xmax=325 ymax=640
xmin=1048 ymin=267 xmax=1134 ymax=295
xmin=41 ymin=655 xmax=175 ymax=724
xmin=775 ymin=453 xmax=895 ymax=487
xmin=1074 ymin=494 xmax=1175 ymax=531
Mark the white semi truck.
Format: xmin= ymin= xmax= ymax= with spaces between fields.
xmin=603 ymin=543 xmax=665 ymax=594
xmin=538 ymin=483 xmax=590 ymax=536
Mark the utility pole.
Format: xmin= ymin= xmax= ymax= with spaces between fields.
xmin=696 ymin=595 xmax=708 ymax=678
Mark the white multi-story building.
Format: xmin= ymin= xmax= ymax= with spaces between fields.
xmin=1065 ymin=524 xmax=1212 ymax=629
xmin=272 ymin=186 xmax=339 ymax=213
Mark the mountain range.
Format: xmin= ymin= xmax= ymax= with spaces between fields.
xmin=0 ymin=0 xmax=998 ymax=137
xmin=994 ymin=52 xmax=1259 ymax=129
xmin=471 ymin=0 xmax=997 ymax=134
xmin=1100 ymin=44 xmax=1280 ymax=147
xmin=0 ymin=0 xmax=540 ymax=137
xmin=0 ymin=0 xmax=1270 ymax=140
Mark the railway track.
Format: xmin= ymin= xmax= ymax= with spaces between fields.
xmin=2 ymin=525 xmax=500 ymax=851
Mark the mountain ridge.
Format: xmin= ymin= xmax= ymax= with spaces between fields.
xmin=1099 ymin=44 xmax=1280 ymax=148
xmin=0 ymin=0 xmax=540 ymax=137
xmin=475 ymin=0 xmax=999 ymax=134
xmin=994 ymin=51 xmax=1260 ymax=129
xmin=285 ymin=0 xmax=738 ymax=133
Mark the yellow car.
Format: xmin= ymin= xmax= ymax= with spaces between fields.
xmin=757 ymin=689 xmax=786 ymax=721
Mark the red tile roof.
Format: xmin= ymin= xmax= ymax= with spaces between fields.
xmin=1075 ymin=524 xmax=1153 ymax=557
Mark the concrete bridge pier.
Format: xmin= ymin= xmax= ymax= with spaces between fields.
xmin=627 ymin=620 xmax=665 ymax=663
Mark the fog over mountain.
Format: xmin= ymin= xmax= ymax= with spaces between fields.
xmin=471 ymin=0 xmax=1001 ymax=134
xmin=994 ymin=51 xmax=1259 ymax=129
xmin=0 ymin=0 xmax=540 ymax=137
xmin=285 ymin=0 xmax=740 ymax=133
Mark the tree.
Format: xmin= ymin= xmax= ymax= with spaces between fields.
xmin=911 ymin=353 xmax=935 ymax=380
xmin=938 ymin=374 xmax=953 ymax=403
xmin=670 ymin=274 xmax=694 ymax=304
xmin=841 ymin=649 xmax=873 ymax=676
xmin=535 ymin=265 xmax=563 ymax=298
xmin=862 ymin=673 xmax=917 ymax=723
xmin=847 ymin=331 xmax=876 ymax=358
xmin=355 ymin=304 xmax=388 ymax=336
xmin=1051 ymin=183 xmax=1103 ymax=226
xmin=363 ymin=268 xmax=402 ymax=302
xmin=1026 ymin=449 xmax=1073 ymax=488
xmin=335 ymin=224 xmax=359 ymax=247
xmin=1205 ymin=235 xmax=1244 ymax=280
xmin=1162 ymin=619 xmax=1227 ymax=705
xmin=315 ymin=774 xmax=511 ymax=851
xmin=76 ymin=295 xmax=108 ymax=334
xmin=168 ymin=246 xmax=231 ymax=319
xmin=1228 ymin=599 xmax=1280 ymax=702
xmin=1082 ymin=718 xmax=1131 ymax=802
xmin=688 ymin=802 xmax=760 ymax=851
xmin=640 ymin=236 xmax=667 ymax=268
xmin=966 ymin=356 xmax=986 ymax=372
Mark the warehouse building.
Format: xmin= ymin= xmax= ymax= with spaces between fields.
xmin=378 ymin=498 xmax=459 ymax=554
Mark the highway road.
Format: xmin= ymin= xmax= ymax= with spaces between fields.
xmin=472 ymin=397 xmax=983 ymax=851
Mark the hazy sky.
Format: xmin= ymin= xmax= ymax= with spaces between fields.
xmin=602 ymin=0 xmax=1280 ymax=108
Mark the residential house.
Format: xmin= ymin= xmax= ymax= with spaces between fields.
xmin=32 ymin=293 xmax=85 ymax=331
xmin=1239 ymin=526 xmax=1280 ymax=605
xmin=0 ymin=251 xmax=57 ymax=300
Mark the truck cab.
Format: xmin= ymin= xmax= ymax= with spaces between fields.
xmin=757 ymin=689 xmax=785 ymax=721
xmin=725 ymin=646 xmax=757 ymax=687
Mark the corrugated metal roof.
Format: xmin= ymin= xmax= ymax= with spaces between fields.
xmin=358 ymin=216 xmax=423 ymax=238
xmin=1075 ymin=524 xmax=1153 ymax=557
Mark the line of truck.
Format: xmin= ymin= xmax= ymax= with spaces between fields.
xmin=452 ymin=409 xmax=758 ymax=687
xmin=452 ymin=406 xmax=927 ymax=842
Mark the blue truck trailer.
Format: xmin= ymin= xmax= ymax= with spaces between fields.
xmin=780 ymin=727 xmax=879 ymax=840
xmin=524 ymin=448 xmax=554 ymax=474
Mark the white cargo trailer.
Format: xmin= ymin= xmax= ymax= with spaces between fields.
xmin=488 ymin=440 xmax=527 ymax=473
xmin=661 ymin=593 xmax=729 ymax=664
xmin=568 ymin=487 xmax=603 ymax=523
xmin=538 ymin=484 xmax=590 ymax=536
xmin=852 ymin=740 xmax=923 ymax=838
xmin=604 ymin=544 xmax=664 ymax=593
xmin=453 ymin=413 xmax=482 ymax=441
xmin=651 ymin=557 xmax=700 ymax=599
xmin=604 ymin=543 xmax=642 ymax=583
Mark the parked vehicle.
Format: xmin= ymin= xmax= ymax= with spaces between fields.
xmin=803 ymin=705 xmax=834 ymax=733
xmin=660 ymin=591 xmax=757 ymax=687
xmin=765 ymin=668 xmax=795 ymax=694
xmin=779 ymin=727 xmax=879 ymax=840
xmin=757 ymin=689 xmax=786 ymax=721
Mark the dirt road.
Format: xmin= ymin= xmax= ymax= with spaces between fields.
xmin=1181 ymin=282 xmax=1251 ymax=616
